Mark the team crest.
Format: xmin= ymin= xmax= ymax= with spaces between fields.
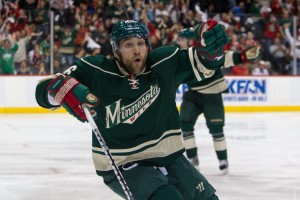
xmin=86 ymin=93 xmax=98 ymax=103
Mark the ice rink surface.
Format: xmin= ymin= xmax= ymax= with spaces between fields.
xmin=1 ymin=112 xmax=300 ymax=200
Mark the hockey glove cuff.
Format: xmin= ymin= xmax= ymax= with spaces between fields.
xmin=239 ymin=46 xmax=262 ymax=63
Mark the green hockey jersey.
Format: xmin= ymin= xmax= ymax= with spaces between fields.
xmin=35 ymin=46 xmax=239 ymax=176
xmin=0 ymin=44 xmax=19 ymax=74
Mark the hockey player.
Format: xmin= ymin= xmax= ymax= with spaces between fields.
xmin=35 ymin=20 xmax=260 ymax=199
xmin=177 ymin=27 xmax=230 ymax=174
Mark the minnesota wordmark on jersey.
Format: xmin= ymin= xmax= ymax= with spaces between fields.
xmin=105 ymin=84 xmax=160 ymax=128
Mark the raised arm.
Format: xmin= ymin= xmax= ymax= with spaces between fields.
xmin=194 ymin=20 xmax=261 ymax=69
xmin=284 ymin=23 xmax=296 ymax=48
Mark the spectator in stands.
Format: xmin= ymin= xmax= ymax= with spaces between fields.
xmin=231 ymin=1 xmax=246 ymax=23
xmin=284 ymin=23 xmax=300 ymax=75
xmin=35 ymin=61 xmax=47 ymax=75
xmin=13 ymin=29 xmax=42 ymax=72
xmin=59 ymin=25 xmax=76 ymax=66
xmin=50 ymin=0 xmax=60 ymax=10
xmin=279 ymin=8 xmax=292 ymax=42
xmin=219 ymin=13 xmax=231 ymax=33
xmin=222 ymin=10 xmax=240 ymax=35
xmin=26 ymin=24 xmax=41 ymax=55
xmin=91 ymin=23 xmax=112 ymax=58
xmin=53 ymin=44 xmax=67 ymax=72
xmin=98 ymin=33 xmax=113 ymax=58
xmin=52 ymin=0 xmax=76 ymax=28
xmin=159 ymin=10 xmax=173 ymax=29
xmin=260 ymin=1 xmax=272 ymax=18
xmin=164 ymin=0 xmax=183 ymax=24
xmin=228 ymin=33 xmax=243 ymax=51
xmin=0 ymin=16 xmax=14 ymax=42
xmin=0 ymin=0 xmax=296 ymax=76
xmin=74 ymin=18 xmax=90 ymax=47
xmin=133 ymin=0 xmax=143 ymax=21
xmin=82 ymin=31 xmax=101 ymax=56
xmin=10 ymin=8 xmax=28 ymax=33
xmin=53 ymin=59 xmax=62 ymax=74
xmin=103 ymin=17 xmax=114 ymax=34
xmin=193 ymin=1 xmax=207 ymax=23
xmin=153 ymin=1 xmax=165 ymax=24
xmin=263 ymin=14 xmax=281 ymax=60
xmin=141 ymin=2 xmax=154 ymax=23
xmin=18 ymin=0 xmax=38 ymax=24
xmin=149 ymin=31 xmax=162 ymax=50
xmin=140 ymin=7 xmax=156 ymax=37
xmin=0 ymin=37 xmax=18 ymax=75
xmin=251 ymin=60 xmax=271 ymax=75
xmin=28 ymin=43 xmax=45 ymax=74
xmin=111 ymin=0 xmax=129 ymax=21
xmin=231 ymin=64 xmax=250 ymax=76
xmin=40 ymin=34 xmax=51 ymax=63
xmin=270 ymin=0 xmax=282 ymax=16
xmin=73 ymin=47 xmax=86 ymax=63
xmin=244 ymin=16 xmax=256 ymax=34
xmin=34 ymin=0 xmax=49 ymax=36
xmin=243 ymin=31 xmax=260 ymax=47
xmin=269 ymin=36 xmax=289 ymax=74
xmin=181 ymin=9 xmax=196 ymax=28
xmin=16 ymin=60 xmax=32 ymax=75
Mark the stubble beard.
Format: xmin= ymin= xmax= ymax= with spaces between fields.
xmin=128 ymin=61 xmax=145 ymax=74
xmin=120 ymin=56 xmax=146 ymax=74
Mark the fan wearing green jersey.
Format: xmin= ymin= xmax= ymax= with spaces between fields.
xmin=0 ymin=38 xmax=19 ymax=74
xmin=177 ymin=27 xmax=229 ymax=174
xmin=35 ymin=20 xmax=260 ymax=200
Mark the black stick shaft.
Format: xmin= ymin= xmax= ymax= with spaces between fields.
xmin=83 ymin=106 xmax=134 ymax=200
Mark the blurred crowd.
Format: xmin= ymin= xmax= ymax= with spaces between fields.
xmin=0 ymin=0 xmax=299 ymax=75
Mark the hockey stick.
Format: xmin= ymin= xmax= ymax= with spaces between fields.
xmin=82 ymin=105 xmax=134 ymax=200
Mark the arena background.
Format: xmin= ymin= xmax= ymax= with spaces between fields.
xmin=0 ymin=75 xmax=300 ymax=113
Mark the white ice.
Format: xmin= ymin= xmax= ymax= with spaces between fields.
xmin=0 ymin=112 xmax=300 ymax=200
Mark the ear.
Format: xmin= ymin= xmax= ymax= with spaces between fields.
xmin=113 ymin=51 xmax=120 ymax=59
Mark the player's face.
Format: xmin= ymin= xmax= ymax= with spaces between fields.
xmin=118 ymin=37 xmax=148 ymax=74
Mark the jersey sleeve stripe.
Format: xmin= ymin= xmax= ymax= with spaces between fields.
xmin=188 ymin=47 xmax=202 ymax=81
xmin=150 ymin=48 xmax=179 ymax=69
xmin=92 ymin=129 xmax=181 ymax=153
